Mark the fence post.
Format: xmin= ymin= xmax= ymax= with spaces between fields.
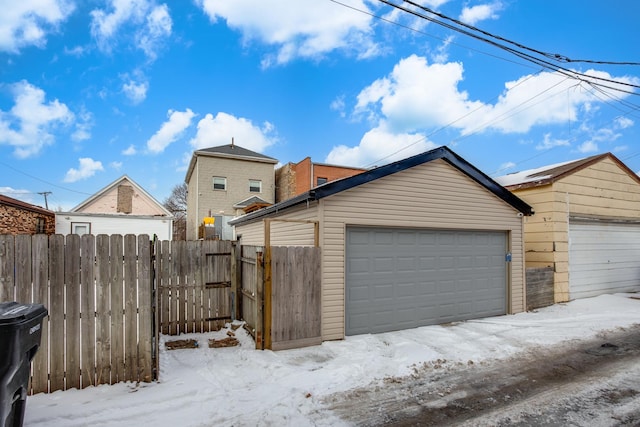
xmin=255 ymin=249 xmax=264 ymax=350
xmin=264 ymin=245 xmax=272 ymax=350
xmin=230 ymin=241 xmax=241 ymax=321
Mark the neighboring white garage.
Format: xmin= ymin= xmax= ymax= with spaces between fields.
xmin=346 ymin=227 xmax=507 ymax=335
xmin=496 ymin=152 xmax=640 ymax=303
xmin=569 ymin=220 xmax=640 ymax=299
xmin=231 ymin=146 xmax=533 ymax=340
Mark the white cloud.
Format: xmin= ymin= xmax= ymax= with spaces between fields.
xmin=0 ymin=187 xmax=33 ymax=203
xmin=330 ymin=95 xmax=346 ymax=118
xmin=577 ymin=141 xmax=598 ymax=153
xmin=352 ymin=55 xmax=638 ymax=140
xmin=0 ymin=0 xmax=75 ymax=53
xmin=122 ymin=74 xmax=148 ymax=104
xmin=196 ymin=0 xmax=378 ymax=66
xmin=615 ymin=116 xmax=634 ymax=129
xmin=90 ymin=0 xmax=172 ymax=60
xmin=325 ymin=126 xmax=437 ymax=168
xmin=459 ymin=3 xmax=502 ymax=25
xmin=64 ymin=158 xmax=104 ymax=182
xmin=71 ymin=109 xmax=93 ymax=142
xmin=122 ymin=144 xmax=137 ymax=155
xmin=110 ymin=161 xmax=123 ymax=170
xmin=535 ymin=133 xmax=570 ymax=150
xmin=147 ymin=108 xmax=196 ymax=153
xmin=189 ymin=112 xmax=277 ymax=153
xmin=495 ymin=161 xmax=516 ymax=174
xmin=0 ymin=80 xmax=74 ymax=158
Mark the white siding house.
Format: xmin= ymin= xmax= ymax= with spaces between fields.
xmin=56 ymin=175 xmax=173 ymax=240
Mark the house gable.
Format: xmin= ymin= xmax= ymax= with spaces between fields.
xmin=231 ymin=146 xmax=533 ymax=226
xmin=72 ymin=175 xmax=171 ymax=216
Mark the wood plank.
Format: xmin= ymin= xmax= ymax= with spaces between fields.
xmin=110 ymin=234 xmax=124 ymax=384
xmin=231 ymin=241 xmax=240 ymax=321
xmin=95 ymin=235 xmax=111 ymax=385
xmin=123 ymin=234 xmax=137 ymax=382
xmin=169 ymin=240 xmax=181 ymax=335
xmin=137 ymin=235 xmax=153 ymax=383
xmin=187 ymin=240 xmax=198 ymax=333
xmin=176 ymin=240 xmax=186 ymax=334
xmin=80 ymin=234 xmax=96 ymax=388
xmin=0 ymin=235 xmax=15 ymax=301
xmin=31 ymin=234 xmax=49 ymax=394
xmin=48 ymin=234 xmax=65 ymax=392
xmin=14 ymin=235 xmax=32 ymax=303
xmin=255 ymin=249 xmax=264 ymax=350
xmin=264 ymin=246 xmax=272 ymax=350
xmin=65 ymin=234 xmax=81 ymax=390
xmin=159 ymin=240 xmax=170 ymax=335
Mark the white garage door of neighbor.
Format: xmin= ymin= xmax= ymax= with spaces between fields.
xmin=345 ymin=227 xmax=508 ymax=336
xmin=569 ymin=220 xmax=640 ymax=300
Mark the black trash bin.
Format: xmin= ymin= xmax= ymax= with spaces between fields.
xmin=0 ymin=302 xmax=47 ymax=427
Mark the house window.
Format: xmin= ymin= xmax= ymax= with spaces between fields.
xmin=317 ymin=177 xmax=328 ymax=186
xmin=35 ymin=218 xmax=46 ymax=234
xmin=71 ymin=222 xmax=91 ymax=236
xmin=249 ymin=180 xmax=262 ymax=193
xmin=213 ymin=177 xmax=227 ymax=191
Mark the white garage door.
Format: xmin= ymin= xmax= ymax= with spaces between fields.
xmin=346 ymin=227 xmax=508 ymax=336
xmin=569 ymin=220 xmax=640 ymax=299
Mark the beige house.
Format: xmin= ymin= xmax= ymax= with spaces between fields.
xmin=185 ymin=143 xmax=278 ymax=240
xmin=230 ymin=146 xmax=533 ymax=340
xmin=495 ymin=152 xmax=640 ymax=303
xmin=55 ymin=175 xmax=173 ymax=240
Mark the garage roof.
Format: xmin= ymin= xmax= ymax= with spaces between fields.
xmin=229 ymin=146 xmax=534 ymax=225
xmin=495 ymin=152 xmax=640 ymax=191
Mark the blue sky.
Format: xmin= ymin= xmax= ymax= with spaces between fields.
xmin=1 ymin=0 xmax=639 ymax=210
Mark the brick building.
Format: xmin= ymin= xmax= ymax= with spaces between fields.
xmin=0 ymin=194 xmax=55 ymax=235
xmin=275 ymin=157 xmax=366 ymax=202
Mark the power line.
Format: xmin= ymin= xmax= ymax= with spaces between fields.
xmin=374 ymin=0 xmax=640 ymax=95
xmin=399 ymin=0 xmax=640 ymax=67
xmin=0 ymin=160 xmax=92 ymax=196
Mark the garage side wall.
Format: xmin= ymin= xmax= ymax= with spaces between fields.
xmin=236 ymin=202 xmax=320 ymax=246
xmin=321 ymin=159 xmax=525 ymax=340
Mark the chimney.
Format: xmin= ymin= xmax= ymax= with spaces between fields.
xmin=231 ymin=137 xmax=234 ymax=148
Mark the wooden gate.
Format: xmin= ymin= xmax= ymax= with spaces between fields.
xmin=240 ymin=245 xmax=320 ymax=350
xmin=156 ymin=240 xmax=237 ymax=335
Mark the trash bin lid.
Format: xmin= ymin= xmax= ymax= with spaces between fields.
xmin=0 ymin=302 xmax=47 ymax=326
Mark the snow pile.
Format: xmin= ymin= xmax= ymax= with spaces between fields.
xmin=24 ymin=293 xmax=640 ymax=427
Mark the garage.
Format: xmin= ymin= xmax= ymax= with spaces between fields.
xmin=569 ymin=220 xmax=640 ymax=299
xmin=346 ymin=227 xmax=507 ymax=335
xmin=497 ymin=152 xmax=640 ymax=303
xmin=231 ymin=146 xmax=532 ymax=341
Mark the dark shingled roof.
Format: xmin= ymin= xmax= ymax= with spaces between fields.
xmin=197 ymin=144 xmax=277 ymax=162
xmin=229 ymin=146 xmax=533 ymax=226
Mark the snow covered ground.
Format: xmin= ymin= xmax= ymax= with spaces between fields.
xmin=24 ymin=293 xmax=640 ymax=427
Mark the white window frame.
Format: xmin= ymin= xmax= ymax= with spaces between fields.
xmin=249 ymin=179 xmax=262 ymax=193
xmin=71 ymin=222 xmax=91 ymax=236
xmin=213 ymin=177 xmax=227 ymax=191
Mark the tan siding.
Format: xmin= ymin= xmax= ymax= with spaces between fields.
xmin=237 ymin=221 xmax=265 ymax=246
xmin=321 ymin=159 xmax=524 ymax=340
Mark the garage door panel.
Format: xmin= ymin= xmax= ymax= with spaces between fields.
xmin=569 ymin=221 xmax=640 ymax=299
xmin=346 ymin=227 xmax=507 ymax=335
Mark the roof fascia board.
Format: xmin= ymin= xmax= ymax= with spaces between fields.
xmin=195 ymin=150 xmax=278 ymax=164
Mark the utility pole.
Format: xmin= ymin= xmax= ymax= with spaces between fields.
xmin=38 ymin=191 xmax=52 ymax=209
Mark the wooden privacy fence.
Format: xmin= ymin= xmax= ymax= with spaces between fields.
xmin=0 ymin=234 xmax=154 ymax=394
xmin=241 ymin=245 xmax=321 ymax=351
xmin=157 ymin=240 xmax=237 ymax=335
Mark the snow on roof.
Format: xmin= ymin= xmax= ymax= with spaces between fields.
xmin=494 ymin=159 xmax=576 ymax=187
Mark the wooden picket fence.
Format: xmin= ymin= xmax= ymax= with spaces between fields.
xmin=0 ymin=234 xmax=322 ymax=394
xmin=0 ymin=234 xmax=153 ymax=394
